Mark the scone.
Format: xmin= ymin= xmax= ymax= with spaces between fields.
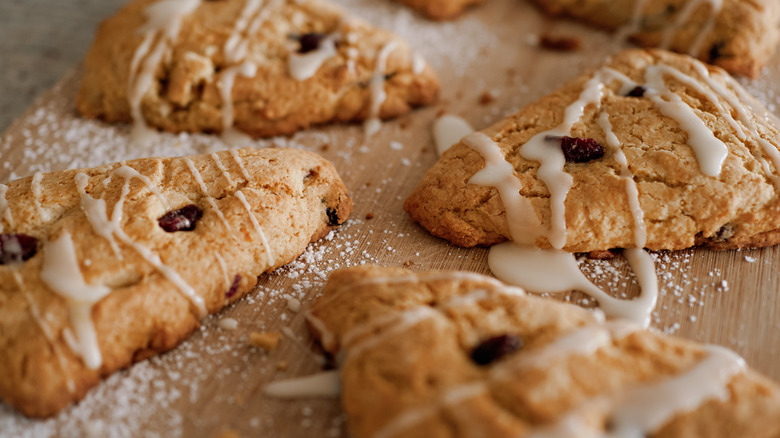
xmin=306 ymin=265 xmax=780 ymax=438
xmin=530 ymin=0 xmax=780 ymax=78
xmin=0 ymin=148 xmax=352 ymax=417
xmin=76 ymin=0 xmax=439 ymax=140
xmin=405 ymin=49 xmax=780 ymax=252
xmin=392 ymin=0 xmax=486 ymax=20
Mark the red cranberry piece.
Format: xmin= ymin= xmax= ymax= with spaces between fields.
xmin=326 ymin=207 xmax=342 ymax=226
xmin=158 ymin=204 xmax=203 ymax=232
xmin=297 ymin=33 xmax=327 ymax=54
xmin=0 ymin=233 xmax=38 ymax=265
xmin=559 ymin=136 xmax=605 ymax=163
xmin=470 ymin=334 xmax=523 ymax=365
xmin=625 ymin=86 xmax=646 ymax=97
xmin=225 ymin=274 xmax=241 ymax=298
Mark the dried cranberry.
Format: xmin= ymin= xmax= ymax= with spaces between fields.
xmin=625 ymin=86 xmax=646 ymax=98
xmin=470 ymin=334 xmax=523 ymax=365
xmin=297 ymin=33 xmax=326 ymax=54
xmin=225 ymin=274 xmax=241 ymax=298
xmin=158 ymin=204 xmax=203 ymax=232
xmin=559 ymin=136 xmax=605 ymax=163
xmin=326 ymin=207 xmax=340 ymax=226
xmin=0 ymin=233 xmax=38 ymax=265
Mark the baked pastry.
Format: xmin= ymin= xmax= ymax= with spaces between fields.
xmin=0 ymin=148 xmax=352 ymax=417
xmin=306 ymin=265 xmax=780 ymax=438
xmin=76 ymin=0 xmax=439 ymax=140
xmin=405 ymin=49 xmax=780 ymax=253
xmin=392 ymin=0 xmax=486 ymax=20
xmin=529 ymin=0 xmax=780 ymax=78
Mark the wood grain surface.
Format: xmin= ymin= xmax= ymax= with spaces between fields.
xmin=1 ymin=0 xmax=779 ymax=436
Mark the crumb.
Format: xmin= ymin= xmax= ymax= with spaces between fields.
xmin=365 ymin=212 xmax=375 ymax=220
xmin=403 ymin=260 xmax=414 ymax=268
xmin=319 ymin=143 xmax=330 ymax=152
xmin=364 ymin=181 xmax=372 ymax=187
xmin=421 ymin=147 xmax=429 ymax=153
xmin=249 ymin=332 xmax=282 ymax=351
xmin=276 ymin=361 xmax=289 ymax=371
xmin=286 ymin=298 xmax=301 ymax=313
xmin=436 ymin=108 xmax=447 ymax=117
xmin=234 ymin=393 xmax=245 ymax=406
xmin=479 ymin=91 xmax=495 ymax=105
xmin=399 ymin=119 xmax=410 ymax=129
xmin=539 ymin=34 xmax=583 ymax=51
xmin=218 ymin=317 xmax=239 ymax=330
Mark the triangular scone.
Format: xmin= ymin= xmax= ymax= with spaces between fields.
xmin=306 ymin=265 xmax=780 ymax=438
xmin=76 ymin=0 xmax=439 ymax=139
xmin=530 ymin=0 xmax=780 ymax=78
xmin=405 ymin=49 xmax=780 ymax=252
xmin=0 ymin=148 xmax=352 ymax=417
xmin=392 ymin=0 xmax=486 ymax=20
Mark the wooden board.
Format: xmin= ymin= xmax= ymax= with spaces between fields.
xmin=1 ymin=0 xmax=779 ymax=436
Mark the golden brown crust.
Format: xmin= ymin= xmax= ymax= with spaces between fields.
xmin=0 ymin=148 xmax=352 ymax=417
xmin=528 ymin=0 xmax=780 ymax=78
xmin=307 ymin=265 xmax=780 ymax=438
xmin=392 ymin=0 xmax=487 ymax=20
xmin=405 ymin=49 xmax=780 ymax=252
xmin=76 ymin=0 xmax=439 ymax=138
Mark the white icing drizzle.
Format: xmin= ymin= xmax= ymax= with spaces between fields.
xmin=111 ymin=164 xmax=171 ymax=209
xmin=614 ymin=0 xmax=649 ymax=41
xmin=412 ymin=52 xmax=425 ymax=75
xmin=229 ymin=149 xmax=253 ymax=181
xmin=128 ymin=0 xmax=202 ymax=145
xmin=219 ymin=62 xmax=258 ymax=147
xmin=235 ymin=189 xmax=274 ymax=266
xmin=346 ymin=307 xmax=439 ymax=360
xmin=183 ymin=158 xmax=232 ymax=232
xmin=373 ymin=383 xmax=486 ymax=438
xmin=288 ymin=36 xmax=337 ymax=81
xmin=214 ymin=252 xmax=230 ymax=288
xmin=75 ymin=173 xmax=123 ymax=258
xmin=219 ymin=0 xmax=282 ymax=145
xmin=211 ymin=152 xmax=235 ymax=186
xmin=466 ymin=132 xmax=543 ymax=246
xmin=364 ymin=41 xmax=398 ymax=138
xmin=488 ymin=244 xmax=657 ymax=327
xmin=597 ymin=112 xmax=646 ymax=248
xmin=15 ymin=272 xmax=76 ymax=392
xmin=660 ymin=0 xmax=723 ymax=56
xmin=224 ymin=0 xmax=265 ymax=63
xmin=263 ymin=370 xmax=340 ymax=398
xmin=688 ymin=61 xmax=780 ymax=188
xmin=76 ymin=168 xmax=207 ymax=317
xmin=531 ymin=345 xmax=744 ymax=438
xmin=644 ymin=65 xmax=728 ymax=177
xmin=0 ymin=184 xmax=12 ymax=232
xmin=433 ymin=115 xmax=474 ymax=156
xmin=31 ymin=171 xmax=51 ymax=222
xmin=40 ymin=231 xmax=112 ymax=369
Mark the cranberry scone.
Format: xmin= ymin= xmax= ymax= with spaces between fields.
xmin=76 ymin=0 xmax=439 ymax=140
xmin=405 ymin=49 xmax=780 ymax=253
xmin=0 ymin=148 xmax=352 ymax=417
xmin=392 ymin=0 xmax=486 ymax=20
xmin=305 ymin=265 xmax=780 ymax=438
xmin=530 ymin=0 xmax=780 ymax=78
